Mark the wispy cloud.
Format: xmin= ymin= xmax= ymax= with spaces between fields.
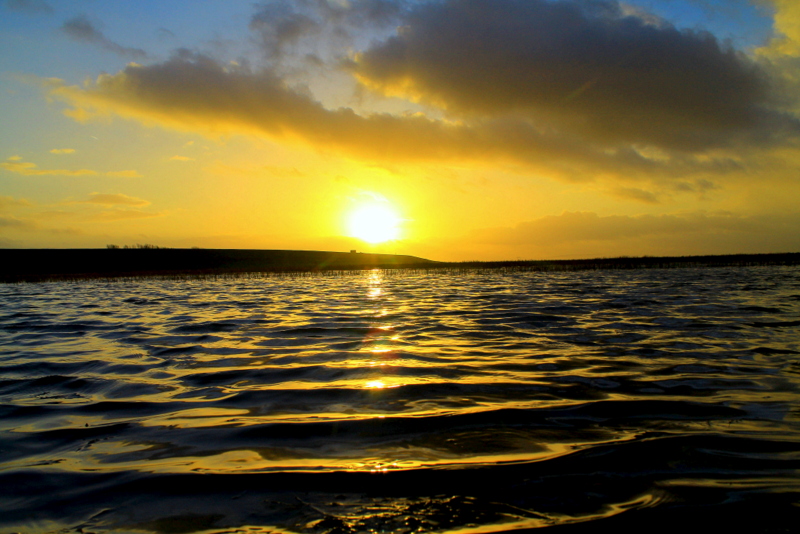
xmin=50 ymin=148 xmax=75 ymax=154
xmin=1 ymin=156 xmax=141 ymax=178
xmin=608 ymin=187 xmax=661 ymax=204
xmin=0 ymin=214 xmax=35 ymax=229
xmin=61 ymin=15 xmax=147 ymax=59
xmin=91 ymin=208 xmax=163 ymax=221
xmin=1 ymin=157 xmax=98 ymax=176
xmin=5 ymin=0 xmax=52 ymax=15
xmin=0 ymin=195 xmax=32 ymax=209
xmin=205 ymin=160 xmax=306 ymax=180
xmin=39 ymin=194 xmax=161 ymax=223
xmin=82 ymin=193 xmax=151 ymax=207
xmin=105 ymin=170 xmax=142 ymax=178
xmin=472 ymin=211 xmax=800 ymax=259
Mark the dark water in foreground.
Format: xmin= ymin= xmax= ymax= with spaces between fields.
xmin=1 ymin=267 xmax=799 ymax=533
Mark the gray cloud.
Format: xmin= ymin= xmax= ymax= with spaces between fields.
xmin=51 ymin=54 xmax=752 ymax=181
xmin=249 ymin=0 xmax=403 ymax=61
xmin=5 ymin=0 xmax=52 ymax=14
xmin=62 ymin=15 xmax=147 ymax=59
xmin=250 ymin=2 xmax=320 ymax=59
xmin=47 ymin=1 xmax=800 ymax=187
xmin=157 ymin=28 xmax=176 ymax=40
xmin=351 ymin=0 xmax=799 ymax=151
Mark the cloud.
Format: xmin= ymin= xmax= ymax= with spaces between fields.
xmin=760 ymin=0 xmax=800 ymax=57
xmin=608 ymin=187 xmax=660 ymax=204
xmin=350 ymin=0 xmax=798 ymax=152
xmin=157 ymin=28 xmax=176 ymax=41
xmin=249 ymin=0 xmax=403 ymax=61
xmin=47 ymin=54 xmax=754 ymax=183
xmin=0 ymin=214 xmax=75 ymax=236
xmin=50 ymin=148 xmax=75 ymax=154
xmin=0 ymin=215 xmax=34 ymax=229
xmin=43 ymin=1 xmax=800 ymax=187
xmin=105 ymin=170 xmax=142 ymax=178
xmin=5 ymin=0 xmax=52 ymax=15
xmin=263 ymin=165 xmax=304 ymax=178
xmin=86 ymin=208 xmax=163 ymax=221
xmin=83 ymin=193 xmax=150 ymax=207
xmin=0 ymin=208 xmax=91 ymax=238
xmin=205 ymin=160 xmax=305 ymax=180
xmin=250 ymin=2 xmax=320 ymax=60
xmin=471 ymin=210 xmax=800 ymax=259
xmin=170 ymin=155 xmax=194 ymax=161
xmin=0 ymin=195 xmax=32 ymax=209
xmin=61 ymin=15 xmax=147 ymax=59
xmin=0 ymin=236 xmax=23 ymax=248
xmin=1 ymin=156 xmax=140 ymax=178
xmin=756 ymin=1 xmax=800 ymax=118
xmin=36 ymin=196 xmax=162 ymax=224
xmin=1 ymin=157 xmax=98 ymax=176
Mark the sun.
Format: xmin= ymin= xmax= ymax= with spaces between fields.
xmin=347 ymin=203 xmax=401 ymax=244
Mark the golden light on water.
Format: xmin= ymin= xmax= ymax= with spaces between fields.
xmin=346 ymin=202 xmax=401 ymax=244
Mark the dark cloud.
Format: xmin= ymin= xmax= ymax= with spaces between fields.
xmin=351 ymin=0 xmax=798 ymax=151
xmin=48 ymin=53 xmax=768 ymax=183
xmin=62 ymin=15 xmax=147 ymax=59
xmin=51 ymin=54 xmax=749 ymax=181
xmin=47 ymin=1 xmax=800 ymax=186
xmin=5 ymin=0 xmax=52 ymax=14
xmin=250 ymin=2 xmax=320 ymax=59
xmin=249 ymin=0 xmax=403 ymax=61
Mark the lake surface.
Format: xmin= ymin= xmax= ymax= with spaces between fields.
xmin=1 ymin=266 xmax=799 ymax=533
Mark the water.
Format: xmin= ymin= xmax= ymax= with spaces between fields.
xmin=1 ymin=266 xmax=799 ymax=533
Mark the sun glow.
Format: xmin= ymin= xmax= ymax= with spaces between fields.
xmin=346 ymin=203 xmax=401 ymax=244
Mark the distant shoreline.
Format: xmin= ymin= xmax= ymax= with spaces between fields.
xmin=1 ymin=249 xmax=799 ymax=283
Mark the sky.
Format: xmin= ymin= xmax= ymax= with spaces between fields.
xmin=1 ymin=0 xmax=799 ymax=261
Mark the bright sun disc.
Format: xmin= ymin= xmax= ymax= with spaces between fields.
xmin=347 ymin=204 xmax=400 ymax=243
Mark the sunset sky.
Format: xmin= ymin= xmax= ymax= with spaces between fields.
xmin=2 ymin=0 xmax=800 ymax=261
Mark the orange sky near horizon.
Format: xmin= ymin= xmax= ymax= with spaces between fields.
xmin=2 ymin=0 xmax=800 ymax=261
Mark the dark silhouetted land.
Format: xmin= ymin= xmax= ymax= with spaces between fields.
xmin=437 ymin=252 xmax=800 ymax=272
xmin=1 ymin=249 xmax=799 ymax=282
xmin=0 ymin=248 xmax=437 ymax=283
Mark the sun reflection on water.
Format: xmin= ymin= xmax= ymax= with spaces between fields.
xmin=359 ymin=270 xmax=406 ymax=390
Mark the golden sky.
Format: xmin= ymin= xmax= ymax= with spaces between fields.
xmin=1 ymin=0 xmax=799 ymax=260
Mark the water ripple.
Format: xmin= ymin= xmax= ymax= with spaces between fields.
xmin=1 ymin=266 xmax=799 ymax=532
